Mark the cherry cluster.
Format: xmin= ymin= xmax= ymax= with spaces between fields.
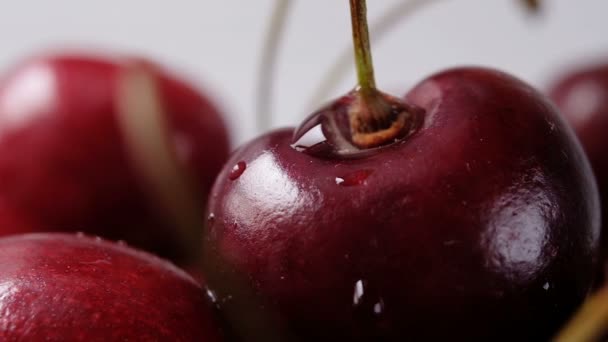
xmin=0 ymin=1 xmax=604 ymax=341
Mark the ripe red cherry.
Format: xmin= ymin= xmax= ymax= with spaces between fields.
xmin=203 ymin=1 xmax=599 ymax=338
xmin=203 ymin=66 xmax=599 ymax=340
xmin=548 ymin=62 xmax=608 ymax=278
xmin=0 ymin=52 xmax=230 ymax=265
xmin=0 ymin=233 xmax=224 ymax=341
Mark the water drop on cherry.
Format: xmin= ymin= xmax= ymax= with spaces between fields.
xmin=336 ymin=169 xmax=373 ymax=187
xmin=228 ymin=161 xmax=247 ymax=180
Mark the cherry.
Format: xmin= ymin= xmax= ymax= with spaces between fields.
xmin=202 ymin=1 xmax=599 ymax=340
xmin=0 ymin=233 xmax=224 ymax=341
xmin=0 ymin=52 xmax=230 ymax=265
xmin=548 ymin=62 xmax=608 ymax=280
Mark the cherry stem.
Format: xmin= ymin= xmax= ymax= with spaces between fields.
xmin=554 ymin=285 xmax=608 ymax=341
xmin=256 ymin=0 xmax=292 ymax=133
xmin=350 ymin=0 xmax=376 ymax=95
xmin=522 ymin=0 xmax=541 ymax=13
xmin=307 ymin=0 xmax=538 ymax=111
xmin=116 ymin=65 xmax=203 ymax=263
xmin=306 ymin=0 xmax=438 ymax=112
xmin=343 ymin=0 xmax=414 ymax=149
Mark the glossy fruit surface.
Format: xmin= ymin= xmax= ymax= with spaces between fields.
xmin=0 ymin=53 xmax=230 ymax=264
xmin=203 ymin=67 xmax=600 ymax=341
xmin=0 ymin=233 xmax=224 ymax=341
xmin=548 ymin=63 xmax=608 ymax=278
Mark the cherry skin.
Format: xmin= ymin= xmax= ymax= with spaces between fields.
xmin=548 ymin=63 xmax=608 ymax=280
xmin=203 ymin=67 xmax=600 ymax=341
xmin=0 ymin=233 xmax=224 ymax=341
xmin=0 ymin=53 xmax=230 ymax=265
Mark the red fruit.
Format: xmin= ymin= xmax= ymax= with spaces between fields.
xmin=0 ymin=53 xmax=230 ymax=264
xmin=548 ymin=63 xmax=608 ymax=278
xmin=0 ymin=233 xmax=224 ymax=341
xmin=203 ymin=67 xmax=599 ymax=340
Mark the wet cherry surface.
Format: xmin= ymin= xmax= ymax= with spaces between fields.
xmin=0 ymin=54 xmax=230 ymax=265
xmin=0 ymin=233 xmax=224 ymax=341
xmin=203 ymin=67 xmax=599 ymax=341
xmin=549 ymin=63 xmax=608 ymax=281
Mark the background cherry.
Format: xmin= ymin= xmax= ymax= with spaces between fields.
xmin=548 ymin=62 xmax=608 ymax=280
xmin=0 ymin=52 xmax=230 ymax=265
xmin=0 ymin=233 xmax=225 ymax=341
xmin=202 ymin=1 xmax=600 ymax=340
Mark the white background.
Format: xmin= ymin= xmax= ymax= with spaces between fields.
xmin=0 ymin=0 xmax=605 ymax=146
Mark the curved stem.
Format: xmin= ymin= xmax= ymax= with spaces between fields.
xmin=256 ymin=0 xmax=293 ymax=133
xmin=554 ymin=286 xmax=608 ymax=341
xmin=350 ymin=0 xmax=376 ymax=93
xmin=521 ymin=0 xmax=541 ymax=13
xmin=307 ymin=0 xmax=440 ymax=111
xmin=308 ymin=0 xmax=536 ymax=111
xmin=116 ymin=65 xmax=203 ymax=263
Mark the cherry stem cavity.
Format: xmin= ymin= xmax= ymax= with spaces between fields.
xmin=343 ymin=0 xmax=412 ymax=149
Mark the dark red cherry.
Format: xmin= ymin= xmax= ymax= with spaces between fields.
xmin=548 ymin=62 xmax=608 ymax=281
xmin=0 ymin=233 xmax=224 ymax=341
xmin=0 ymin=52 xmax=230 ymax=265
xmin=203 ymin=67 xmax=599 ymax=341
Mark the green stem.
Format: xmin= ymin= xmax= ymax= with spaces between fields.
xmin=307 ymin=0 xmax=438 ymax=112
xmin=522 ymin=0 xmax=540 ymax=13
xmin=350 ymin=0 xmax=376 ymax=94
xmin=554 ymin=285 xmax=608 ymax=341
xmin=116 ymin=65 xmax=203 ymax=264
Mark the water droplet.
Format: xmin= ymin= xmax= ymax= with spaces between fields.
xmin=352 ymin=279 xmax=386 ymax=319
xmin=373 ymin=299 xmax=385 ymax=315
xmin=207 ymin=213 xmax=215 ymax=225
xmin=229 ymin=161 xmax=247 ymax=180
xmin=353 ymin=279 xmax=365 ymax=306
xmin=543 ymin=282 xmax=550 ymax=290
xmin=336 ymin=169 xmax=373 ymax=187
xmin=94 ymin=236 xmax=102 ymax=243
xmin=206 ymin=288 xmax=218 ymax=303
